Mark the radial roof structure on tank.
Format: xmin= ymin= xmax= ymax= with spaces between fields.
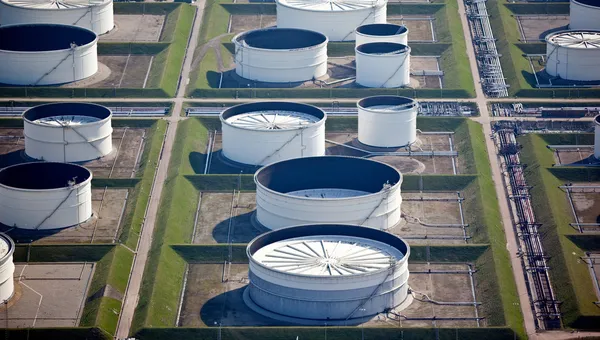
xmin=0 ymin=235 xmax=11 ymax=258
xmin=547 ymin=31 xmax=600 ymax=49
xmin=224 ymin=110 xmax=320 ymax=130
xmin=1 ymin=0 xmax=109 ymax=9
xmin=252 ymin=235 xmax=402 ymax=276
xmin=277 ymin=0 xmax=386 ymax=12
xmin=33 ymin=115 xmax=102 ymax=126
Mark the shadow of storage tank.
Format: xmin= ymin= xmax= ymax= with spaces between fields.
xmin=244 ymin=224 xmax=411 ymax=323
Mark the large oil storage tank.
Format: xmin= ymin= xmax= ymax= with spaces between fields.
xmin=221 ymin=102 xmax=326 ymax=166
xmin=23 ymin=103 xmax=113 ymax=163
xmin=244 ymin=224 xmax=411 ymax=323
xmin=0 ymin=24 xmax=98 ymax=86
xmin=355 ymin=23 xmax=408 ymax=48
xmin=255 ymin=156 xmax=402 ymax=230
xmin=356 ymin=42 xmax=411 ymax=88
xmin=0 ymin=0 xmax=114 ymax=35
xmin=358 ymin=96 xmax=418 ymax=148
xmin=0 ymin=234 xmax=14 ymax=303
xmin=570 ymin=0 xmax=600 ymax=30
xmin=276 ymin=0 xmax=387 ymax=42
xmin=545 ymin=30 xmax=600 ymax=81
xmin=233 ymin=28 xmax=328 ymax=83
xmin=0 ymin=162 xmax=93 ymax=230
xmin=595 ymin=115 xmax=600 ymax=160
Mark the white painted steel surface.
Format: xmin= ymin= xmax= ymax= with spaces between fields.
xmin=254 ymin=156 xmax=402 ymax=230
xmin=355 ymin=23 xmax=408 ymax=47
xmin=570 ymin=0 xmax=600 ymax=30
xmin=595 ymin=115 xmax=600 ymax=159
xmin=0 ymin=0 xmax=114 ymax=35
xmin=357 ymin=96 xmax=418 ymax=147
xmin=356 ymin=42 xmax=410 ymax=88
xmin=233 ymin=28 xmax=328 ymax=83
xmin=0 ymin=24 xmax=98 ymax=86
xmin=545 ymin=30 xmax=600 ymax=81
xmin=276 ymin=0 xmax=387 ymax=41
xmin=0 ymin=234 xmax=14 ymax=303
xmin=0 ymin=163 xmax=93 ymax=230
xmin=24 ymin=103 xmax=113 ymax=162
xmin=220 ymin=102 xmax=326 ymax=166
xmin=245 ymin=225 xmax=411 ymax=321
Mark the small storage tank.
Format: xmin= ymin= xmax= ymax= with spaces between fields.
xmin=245 ymin=224 xmax=411 ymax=323
xmin=0 ymin=24 xmax=98 ymax=86
xmin=358 ymin=96 xmax=418 ymax=148
xmin=0 ymin=162 xmax=93 ymax=230
xmin=356 ymin=42 xmax=411 ymax=88
xmin=276 ymin=0 xmax=387 ymax=42
xmin=595 ymin=115 xmax=600 ymax=160
xmin=233 ymin=28 xmax=328 ymax=83
xmin=355 ymin=23 xmax=408 ymax=48
xmin=545 ymin=30 xmax=600 ymax=81
xmin=570 ymin=0 xmax=600 ymax=30
xmin=23 ymin=103 xmax=113 ymax=163
xmin=255 ymin=156 xmax=402 ymax=230
xmin=0 ymin=234 xmax=14 ymax=303
xmin=0 ymin=0 xmax=114 ymax=35
xmin=220 ymin=102 xmax=326 ymax=166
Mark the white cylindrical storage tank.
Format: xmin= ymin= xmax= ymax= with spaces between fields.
xmin=570 ymin=0 xmax=600 ymax=30
xmin=0 ymin=24 xmax=98 ymax=86
xmin=0 ymin=234 xmax=14 ymax=303
xmin=244 ymin=224 xmax=411 ymax=323
xmin=0 ymin=0 xmax=114 ymax=35
xmin=356 ymin=42 xmax=411 ymax=88
xmin=276 ymin=0 xmax=387 ymax=42
xmin=23 ymin=103 xmax=113 ymax=163
xmin=355 ymin=24 xmax=408 ymax=48
xmin=595 ymin=115 xmax=600 ymax=160
xmin=358 ymin=96 xmax=418 ymax=148
xmin=255 ymin=156 xmax=402 ymax=230
xmin=0 ymin=162 xmax=93 ymax=230
xmin=545 ymin=30 xmax=600 ymax=81
xmin=220 ymin=102 xmax=326 ymax=166
xmin=233 ymin=28 xmax=328 ymax=83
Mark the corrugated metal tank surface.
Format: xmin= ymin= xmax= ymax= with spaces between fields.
xmin=356 ymin=42 xmax=410 ymax=88
xmin=0 ymin=24 xmax=98 ymax=86
xmin=0 ymin=0 xmax=114 ymax=35
xmin=545 ymin=30 xmax=600 ymax=81
xmin=276 ymin=0 xmax=387 ymax=42
xmin=245 ymin=225 xmax=411 ymax=322
xmin=233 ymin=28 xmax=328 ymax=83
xmin=254 ymin=156 xmax=402 ymax=230
xmin=357 ymin=96 xmax=418 ymax=148
xmin=569 ymin=0 xmax=600 ymax=30
xmin=355 ymin=23 xmax=408 ymax=48
xmin=23 ymin=103 xmax=113 ymax=163
xmin=595 ymin=115 xmax=600 ymax=159
xmin=220 ymin=102 xmax=326 ymax=166
xmin=0 ymin=163 xmax=93 ymax=230
xmin=0 ymin=234 xmax=14 ymax=303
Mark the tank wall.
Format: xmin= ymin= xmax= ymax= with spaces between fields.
xmin=276 ymin=4 xmax=386 ymax=42
xmin=595 ymin=119 xmax=600 ymax=159
xmin=24 ymin=118 xmax=113 ymax=162
xmin=234 ymin=42 xmax=327 ymax=82
xmin=0 ymin=42 xmax=97 ymax=85
xmin=358 ymin=105 xmax=418 ymax=147
xmin=222 ymin=123 xmax=325 ymax=166
xmin=355 ymin=31 xmax=408 ymax=48
xmin=0 ymin=1 xmax=114 ymax=35
xmin=546 ymin=42 xmax=600 ymax=81
xmin=570 ymin=1 xmax=600 ymax=30
xmin=0 ymin=182 xmax=92 ymax=229
xmin=356 ymin=52 xmax=410 ymax=88
xmin=0 ymin=253 xmax=14 ymax=302
xmin=255 ymin=183 xmax=401 ymax=229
